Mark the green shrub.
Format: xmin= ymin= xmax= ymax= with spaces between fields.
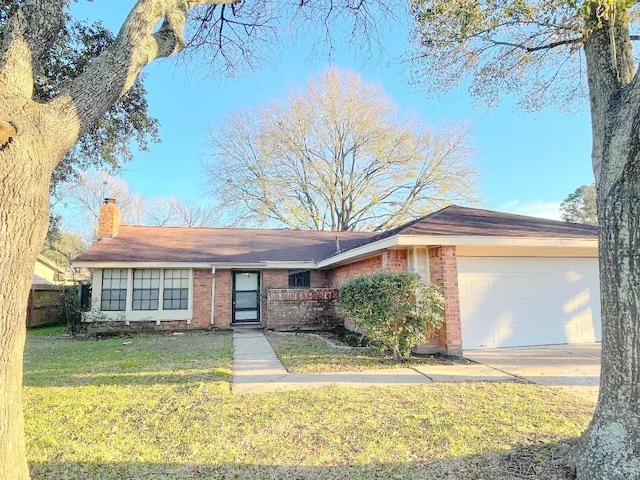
xmin=339 ymin=272 xmax=445 ymax=361
xmin=57 ymin=287 xmax=83 ymax=334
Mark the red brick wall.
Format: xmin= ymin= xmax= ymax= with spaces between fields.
xmin=327 ymin=255 xmax=383 ymax=288
xmin=427 ymin=246 xmax=462 ymax=355
xmin=327 ymin=250 xmax=409 ymax=288
xmin=213 ymin=270 xmax=232 ymax=327
xmin=381 ymin=249 xmax=408 ymax=271
xmin=192 ymin=269 xmax=213 ymax=328
xmin=310 ymin=269 xmax=329 ymax=287
xmin=260 ymin=270 xmax=287 ymax=323
xmin=262 ymin=270 xmax=289 ymax=289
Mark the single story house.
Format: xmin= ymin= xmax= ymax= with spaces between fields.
xmin=73 ymin=198 xmax=601 ymax=354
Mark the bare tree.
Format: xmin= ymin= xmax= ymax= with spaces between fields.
xmin=60 ymin=171 xmax=217 ymax=236
xmin=60 ymin=170 xmax=146 ymax=238
xmin=205 ymin=68 xmax=478 ymax=231
xmin=146 ymin=196 xmax=218 ymax=227
xmin=0 ymin=2 xmax=404 ymax=476
xmin=410 ymin=0 xmax=640 ymax=476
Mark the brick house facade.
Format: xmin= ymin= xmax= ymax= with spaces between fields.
xmin=75 ymin=200 xmax=600 ymax=354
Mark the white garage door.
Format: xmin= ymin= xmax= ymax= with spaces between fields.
xmin=458 ymin=257 xmax=601 ymax=349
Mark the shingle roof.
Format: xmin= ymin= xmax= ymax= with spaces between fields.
xmin=74 ymin=205 xmax=598 ymax=265
xmin=74 ymin=225 xmax=377 ymax=263
xmin=370 ymin=205 xmax=598 ymax=241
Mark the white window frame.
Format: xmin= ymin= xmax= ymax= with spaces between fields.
xmin=409 ymin=247 xmax=431 ymax=282
xmin=91 ymin=268 xmax=194 ymax=323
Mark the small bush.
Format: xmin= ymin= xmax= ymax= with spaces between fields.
xmin=339 ymin=272 xmax=445 ymax=361
xmin=57 ymin=287 xmax=84 ymax=334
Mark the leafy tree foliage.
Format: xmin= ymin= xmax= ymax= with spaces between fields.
xmin=0 ymin=3 xmax=159 ymax=189
xmin=339 ymin=272 xmax=445 ymax=361
xmin=205 ymin=68 xmax=477 ymax=231
xmin=560 ymin=184 xmax=597 ymax=225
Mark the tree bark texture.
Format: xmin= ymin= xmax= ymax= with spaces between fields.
xmin=0 ymin=102 xmax=52 ymax=480
xmin=0 ymin=1 xmax=236 ymax=478
xmin=576 ymin=11 xmax=640 ymax=478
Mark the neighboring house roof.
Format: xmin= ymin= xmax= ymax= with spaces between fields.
xmin=373 ymin=205 xmax=599 ymax=240
xmin=74 ymin=205 xmax=598 ymax=266
xmin=74 ymin=225 xmax=377 ymax=264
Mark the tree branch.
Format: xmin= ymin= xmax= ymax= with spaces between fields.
xmin=479 ymin=36 xmax=584 ymax=53
xmin=0 ymin=0 xmax=67 ymax=98
xmin=50 ymin=0 xmax=238 ymax=161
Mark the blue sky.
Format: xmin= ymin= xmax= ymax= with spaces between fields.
xmin=69 ymin=1 xmax=595 ymax=222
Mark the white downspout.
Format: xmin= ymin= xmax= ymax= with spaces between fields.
xmin=210 ymin=266 xmax=216 ymax=325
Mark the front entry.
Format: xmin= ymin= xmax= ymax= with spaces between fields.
xmin=232 ymin=271 xmax=260 ymax=323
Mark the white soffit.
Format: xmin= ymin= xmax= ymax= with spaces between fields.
xmin=396 ymin=235 xmax=598 ymax=248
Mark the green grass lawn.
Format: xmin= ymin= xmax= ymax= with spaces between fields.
xmin=24 ymin=326 xmax=593 ymax=479
xmin=264 ymin=330 xmax=451 ymax=373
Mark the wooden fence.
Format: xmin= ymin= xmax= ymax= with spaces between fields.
xmin=26 ymin=288 xmax=63 ymax=328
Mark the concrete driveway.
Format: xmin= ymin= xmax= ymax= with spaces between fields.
xmin=464 ymin=343 xmax=601 ymax=404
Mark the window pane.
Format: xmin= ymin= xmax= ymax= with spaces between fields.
xmin=162 ymin=271 xmax=189 ymax=310
xmin=235 ymin=272 xmax=258 ymax=291
xmin=235 ymin=310 xmax=257 ymax=320
xmin=163 ymin=288 xmax=188 ymax=310
xmin=235 ymin=291 xmax=258 ymax=309
xmin=101 ymin=269 xmax=127 ymax=311
xmin=288 ymin=270 xmax=310 ymax=288
xmin=132 ymin=269 xmax=160 ymax=311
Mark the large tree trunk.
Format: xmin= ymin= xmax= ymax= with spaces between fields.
xmin=576 ymin=18 xmax=640 ymax=476
xmin=576 ymin=143 xmax=640 ymax=478
xmin=0 ymin=132 xmax=53 ymax=479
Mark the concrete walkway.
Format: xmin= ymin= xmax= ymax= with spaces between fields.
xmin=231 ymin=328 xmax=514 ymax=395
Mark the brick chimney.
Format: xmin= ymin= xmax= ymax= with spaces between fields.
xmin=98 ymin=198 xmax=120 ymax=239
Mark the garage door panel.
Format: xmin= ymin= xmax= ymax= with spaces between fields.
xmin=462 ymin=274 xmax=593 ymax=301
xmin=459 ymin=257 xmax=601 ymax=349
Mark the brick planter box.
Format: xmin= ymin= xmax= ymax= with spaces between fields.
xmin=264 ymin=288 xmax=342 ymax=330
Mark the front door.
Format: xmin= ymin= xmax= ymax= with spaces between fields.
xmin=232 ymin=271 xmax=260 ymax=323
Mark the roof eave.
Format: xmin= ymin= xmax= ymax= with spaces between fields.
xmin=72 ymin=260 xmax=319 ymax=269
xmin=317 ymin=234 xmax=599 ymax=268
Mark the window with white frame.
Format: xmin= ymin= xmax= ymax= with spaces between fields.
xmin=163 ymin=269 xmax=189 ymax=310
xmin=101 ymin=269 xmax=127 ymax=311
xmin=132 ymin=269 xmax=160 ymax=310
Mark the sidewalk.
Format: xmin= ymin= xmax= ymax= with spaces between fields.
xmin=231 ymin=328 xmax=514 ymax=395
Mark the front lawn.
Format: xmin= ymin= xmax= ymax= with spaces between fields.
xmin=24 ymin=327 xmax=593 ymax=479
xmin=264 ymin=330 xmax=450 ymax=373
xmin=24 ymin=326 xmax=232 ymax=390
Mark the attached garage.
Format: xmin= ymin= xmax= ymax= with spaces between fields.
xmin=458 ymin=256 xmax=602 ymax=349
